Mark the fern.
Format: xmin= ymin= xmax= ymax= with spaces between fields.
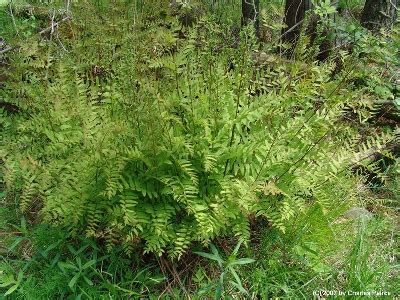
xmin=2 ymin=2 xmax=397 ymax=259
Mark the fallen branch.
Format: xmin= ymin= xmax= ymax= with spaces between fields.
xmin=12 ymin=4 xmax=68 ymax=20
xmin=38 ymin=16 xmax=71 ymax=35
xmin=0 ymin=46 xmax=13 ymax=55
xmin=351 ymin=142 xmax=399 ymax=168
xmin=0 ymin=101 xmax=20 ymax=114
xmin=315 ymin=133 xmax=399 ymax=189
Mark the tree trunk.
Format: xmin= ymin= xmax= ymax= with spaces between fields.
xmin=281 ymin=0 xmax=312 ymax=56
xmin=242 ymin=0 xmax=260 ymax=37
xmin=361 ymin=0 xmax=398 ymax=31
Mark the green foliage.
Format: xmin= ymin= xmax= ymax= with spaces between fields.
xmin=0 ymin=269 xmax=23 ymax=297
xmin=248 ymin=212 xmax=399 ymax=298
xmin=0 ymin=218 xmax=166 ymax=298
xmin=195 ymin=241 xmax=255 ymax=298
xmin=1 ymin=0 xmax=397 ymax=261
xmin=313 ymin=0 xmax=337 ymax=17
xmin=0 ymin=0 xmax=399 ymax=298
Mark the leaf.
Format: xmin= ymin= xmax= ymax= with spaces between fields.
xmin=83 ymin=276 xmax=93 ymax=286
xmin=0 ymin=0 xmax=10 ymax=8
xmin=232 ymin=240 xmax=242 ymax=256
xmin=4 ymin=284 xmax=19 ymax=296
xmin=194 ymin=251 xmax=220 ymax=262
xmin=263 ymin=182 xmax=284 ymax=196
xmin=219 ymin=272 xmax=225 ymax=286
xmin=16 ymin=271 xmax=23 ymax=283
xmin=58 ymin=261 xmax=78 ymax=271
xmin=20 ymin=217 xmax=27 ymax=234
xmin=374 ymin=85 xmax=392 ymax=99
xmin=197 ymin=283 xmax=215 ymax=295
xmin=76 ymin=244 xmax=90 ymax=255
xmin=210 ymin=244 xmax=223 ymax=267
xmin=42 ymin=240 xmax=62 ymax=257
xmin=228 ymin=267 xmax=241 ymax=287
xmin=229 ymin=280 xmax=248 ymax=294
xmin=51 ymin=253 xmax=61 ymax=268
xmin=214 ymin=282 xmax=222 ymax=300
xmin=0 ymin=280 xmax=15 ymax=288
xmin=229 ymin=258 xmax=255 ymax=266
xmin=82 ymin=259 xmax=96 ymax=270
xmin=394 ymin=98 xmax=400 ymax=110
xmin=9 ymin=237 xmax=24 ymax=251
xmin=148 ymin=275 xmax=166 ymax=283
xmin=76 ymin=257 xmax=82 ymax=269
xmin=68 ymin=273 xmax=81 ymax=290
xmin=67 ymin=244 xmax=77 ymax=255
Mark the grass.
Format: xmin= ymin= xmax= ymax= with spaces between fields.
xmin=2 ymin=186 xmax=397 ymax=298
xmin=244 ymin=209 xmax=398 ymax=299
xmin=0 ymin=211 xmax=167 ymax=298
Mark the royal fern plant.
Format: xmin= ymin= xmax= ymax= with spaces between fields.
xmin=1 ymin=4 xmax=395 ymax=259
